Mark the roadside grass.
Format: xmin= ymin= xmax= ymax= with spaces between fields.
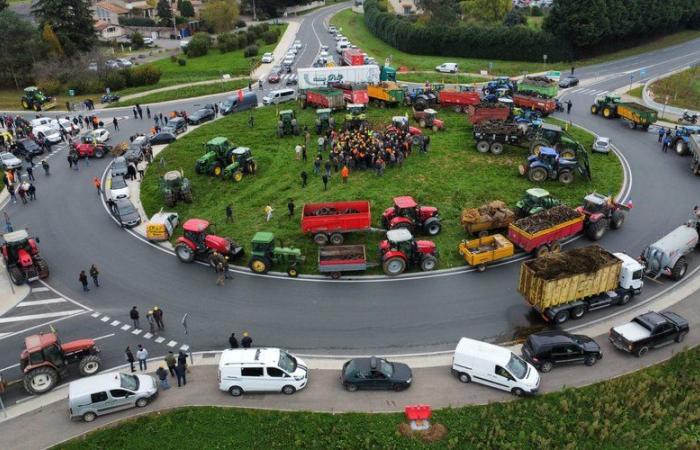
xmin=648 ymin=67 xmax=700 ymax=111
xmin=139 ymin=106 xmax=621 ymax=274
xmin=55 ymin=345 xmax=700 ymax=449
xmin=396 ymin=73 xmax=490 ymax=85
xmin=627 ymin=86 xmax=644 ymax=99
xmin=0 ymin=89 xmax=98 ymax=114
xmin=109 ymin=79 xmax=250 ymax=108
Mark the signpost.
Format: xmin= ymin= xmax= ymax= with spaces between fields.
xmin=181 ymin=313 xmax=193 ymax=364
xmin=543 ymin=54 xmax=548 ymax=67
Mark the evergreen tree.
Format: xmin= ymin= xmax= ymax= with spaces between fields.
xmin=0 ymin=0 xmax=8 ymax=12
xmin=0 ymin=10 xmax=39 ymax=88
xmin=157 ymin=0 xmax=173 ymax=27
xmin=32 ymin=0 xmax=95 ymax=55
xmin=179 ymin=0 xmax=195 ymax=18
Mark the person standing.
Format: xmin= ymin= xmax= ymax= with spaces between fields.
xmin=130 ymin=306 xmax=140 ymax=329
xmin=229 ymin=332 xmax=239 ymax=349
xmin=156 ymin=366 xmax=170 ymax=390
xmin=125 ymin=347 xmax=136 ymax=372
xmin=300 ymin=170 xmax=308 ymax=188
xmin=341 ymin=165 xmax=349 ymax=184
xmin=226 ymin=204 xmax=234 ymax=223
xmin=322 ymin=173 xmax=329 ymax=191
xmin=137 ymin=160 xmax=147 ymax=181
xmin=662 ymin=135 xmax=671 ymax=153
xmin=302 ymin=145 xmax=307 ymax=162
xmin=264 ymin=204 xmax=274 ymax=222
xmin=93 ymin=177 xmax=101 ymax=195
xmin=26 ymin=166 xmax=34 ymax=181
xmin=658 ymin=127 xmax=665 ymax=143
xmin=313 ymin=156 xmax=321 ymax=175
xmin=248 ymin=114 xmax=255 ymax=128
xmin=214 ymin=103 xmax=219 ymax=116
xmin=324 ymin=160 xmax=331 ymax=178
xmin=146 ymin=310 xmax=156 ymax=333
xmin=146 ymin=106 xmax=151 ymax=119
xmin=295 ymin=143 xmax=302 ymax=160
xmin=241 ymin=332 xmax=253 ymax=348
xmin=136 ymin=344 xmax=149 ymax=371
xmin=89 ymin=264 xmax=99 ymax=287
xmin=79 ymin=270 xmax=89 ymax=291
xmin=133 ymin=107 xmax=138 ymax=119
xmin=113 ymin=117 xmax=119 ymax=131
xmin=165 ymin=351 xmax=176 ymax=376
xmin=17 ymin=185 xmax=27 ymax=205
xmin=136 ymin=104 xmax=143 ymax=120
xmin=287 ymin=199 xmax=295 ymax=218
xmin=216 ymin=261 xmax=225 ymax=286
xmin=153 ymin=306 xmax=164 ymax=330
xmin=566 ymin=100 xmax=573 ymax=114
xmin=8 ymin=182 xmax=16 ymax=204
xmin=175 ymin=358 xmax=187 ymax=387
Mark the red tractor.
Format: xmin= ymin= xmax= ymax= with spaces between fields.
xmin=379 ymin=228 xmax=439 ymax=276
xmin=381 ymin=196 xmax=442 ymax=236
xmin=576 ymin=192 xmax=632 ymax=241
xmin=174 ymin=218 xmax=244 ymax=263
xmin=20 ymin=331 xmax=102 ymax=395
xmin=412 ymin=108 xmax=444 ymax=132
xmin=70 ymin=135 xmax=110 ymax=158
xmin=1 ymin=229 xmax=49 ymax=285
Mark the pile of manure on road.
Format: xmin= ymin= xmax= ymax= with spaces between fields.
xmin=514 ymin=205 xmax=581 ymax=234
xmin=528 ymin=245 xmax=618 ymax=280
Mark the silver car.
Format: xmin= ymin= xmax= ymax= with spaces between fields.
xmin=69 ymin=372 xmax=158 ymax=422
xmin=592 ymin=136 xmax=612 ymax=154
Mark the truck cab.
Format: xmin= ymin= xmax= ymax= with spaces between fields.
xmin=613 ymin=252 xmax=644 ymax=294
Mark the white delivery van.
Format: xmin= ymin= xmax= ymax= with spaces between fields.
xmin=69 ymin=372 xmax=158 ymax=422
xmin=218 ymin=348 xmax=308 ymax=396
xmin=451 ymin=337 xmax=540 ymax=396
xmin=262 ymin=88 xmax=296 ymax=105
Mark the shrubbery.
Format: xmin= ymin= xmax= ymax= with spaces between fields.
xmin=218 ymin=33 xmax=240 ymax=53
xmin=243 ymin=45 xmax=259 ymax=57
xmin=185 ymin=32 xmax=211 ymax=57
xmin=262 ymin=30 xmax=278 ymax=45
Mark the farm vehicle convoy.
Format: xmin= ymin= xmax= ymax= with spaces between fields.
xmin=590 ymin=94 xmax=657 ymax=130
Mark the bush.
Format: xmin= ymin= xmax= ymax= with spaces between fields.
xmin=118 ymin=16 xmax=156 ymax=27
xmin=185 ymin=32 xmax=210 ymax=57
xmin=128 ymin=64 xmax=162 ymax=87
xmin=235 ymin=19 xmax=246 ymax=29
xmin=244 ymin=30 xmax=257 ymax=45
xmin=261 ymin=30 xmax=278 ymax=45
xmin=103 ymin=70 xmax=127 ymax=91
xmin=530 ymin=6 xmax=543 ymax=16
xmin=504 ymin=8 xmax=527 ymax=26
xmin=170 ymin=55 xmax=178 ymax=63
xmin=131 ymin=31 xmax=145 ymax=49
xmin=37 ymin=79 xmax=62 ymax=96
xmin=178 ymin=58 xmax=187 ymax=66
xmin=243 ymin=45 xmax=258 ymax=57
xmin=218 ymin=33 xmax=239 ymax=53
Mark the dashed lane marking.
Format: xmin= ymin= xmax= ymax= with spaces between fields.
xmin=121 ymin=324 xmax=131 ymax=331
xmin=180 ymin=345 xmax=190 ymax=352
xmin=100 ymin=316 xmax=110 ymax=322
xmin=110 ymin=320 xmax=120 ymax=326
xmin=91 ymin=312 xmax=101 ymax=318
xmin=143 ymin=332 xmax=153 ymax=339
xmin=131 ymin=329 xmax=142 ymax=335
xmin=16 ymin=298 xmax=66 ymax=307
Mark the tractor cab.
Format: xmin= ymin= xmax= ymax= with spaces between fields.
xmin=346 ymin=104 xmax=366 ymax=117
xmin=597 ymin=94 xmax=621 ymax=105
xmin=20 ymin=333 xmax=66 ymax=371
xmin=251 ymin=231 xmax=276 ymax=256
xmin=182 ymin=218 xmax=212 ymax=250
xmin=205 ymin=137 xmax=233 ymax=155
xmin=538 ymin=146 xmax=559 ymax=165
xmin=582 ymin=193 xmax=609 ymax=214
xmin=392 ymin=196 xmax=418 ymax=221
xmin=515 ymin=188 xmax=560 ymax=217
xmin=317 ymin=108 xmax=332 ymax=122
xmin=538 ymin=123 xmax=563 ymax=143
xmin=249 ymin=232 xmax=304 ymax=277
xmin=391 ymin=116 xmax=409 ymax=130
xmin=232 ymin=146 xmax=252 ymax=162
xmin=279 ymin=110 xmax=296 ymax=122
xmin=383 ymin=228 xmax=418 ymax=254
xmin=525 ymin=188 xmax=552 ymax=204
xmin=196 ymin=137 xmax=235 ymax=176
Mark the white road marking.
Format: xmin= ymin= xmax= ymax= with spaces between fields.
xmin=38 ymin=281 xmax=93 ymax=311
xmin=143 ymin=333 xmax=153 ymax=339
xmin=121 ymin=324 xmax=131 ymax=331
xmin=100 ymin=316 xmax=110 ymax=322
xmin=0 ymin=310 xmax=85 ymax=323
xmin=16 ymin=298 xmax=66 ymax=307
xmin=110 ymin=320 xmax=120 ymax=326
xmin=155 ymin=337 xmax=165 ymax=343
xmin=93 ymin=333 xmax=115 ymax=341
xmin=167 ymin=340 xmax=177 ymax=347
xmin=91 ymin=312 xmax=101 ymax=318
xmin=0 ymin=363 xmax=20 ymax=372
xmin=179 ymin=345 xmax=190 ymax=352
xmin=131 ymin=329 xmax=142 ymax=335
xmin=31 ymin=287 xmax=50 ymax=293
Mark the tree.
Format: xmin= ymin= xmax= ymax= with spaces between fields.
xmin=0 ymin=0 xmax=8 ymax=12
xmin=185 ymin=32 xmax=210 ymax=57
xmin=200 ymin=0 xmax=239 ymax=33
xmin=0 ymin=11 xmax=39 ymax=88
xmin=503 ymin=8 xmax=526 ymax=27
xmin=41 ymin=23 xmax=64 ymax=57
xmin=460 ymin=0 xmax=511 ymax=23
xmin=156 ymin=0 xmax=173 ymax=27
xmin=131 ymin=31 xmax=145 ymax=48
xmin=32 ymin=0 xmax=95 ymax=55
xmin=421 ymin=0 xmax=458 ymax=25
xmin=179 ymin=0 xmax=195 ymax=17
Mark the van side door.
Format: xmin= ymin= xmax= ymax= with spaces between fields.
xmin=240 ymin=367 xmax=265 ymax=391
xmin=266 ymin=367 xmax=288 ymax=391
xmin=90 ymin=391 xmax=120 ymax=415
xmin=109 ymin=389 xmax=137 ymax=411
xmin=491 ymin=365 xmax=517 ymax=391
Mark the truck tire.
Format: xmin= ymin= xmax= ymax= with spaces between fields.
xmin=635 ymin=346 xmax=648 ymax=358
xmin=553 ymin=310 xmax=569 ymax=324
xmin=550 ymin=242 xmax=561 ymax=253
xmin=36 ymin=259 xmax=49 ymax=279
xmin=611 ymin=210 xmax=625 ymax=229
xmin=490 ymin=142 xmax=504 ymax=154
xmin=675 ymin=331 xmax=687 ymax=343
xmin=175 ymin=244 xmax=195 ymax=263
xmin=24 ymin=367 xmax=59 ymax=395
xmin=618 ymin=293 xmax=632 ymax=305
xmin=590 ymin=104 xmax=598 ymax=115
xmin=558 ymin=170 xmax=574 ymax=185
xmin=79 ymin=355 xmax=101 ymax=376
xmin=383 ymin=257 xmax=406 ymax=276
xmin=528 ymin=167 xmax=548 ymax=183
xmin=9 ymin=266 xmax=25 ymax=285
xmin=420 ymin=255 xmax=438 ymax=271
xmin=476 ymin=140 xmax=490 ymax=153
xmin=585 ymin=219 xmax=607 ymax=241
xmin=313 ymin=233 xmax=329 ymax=245
xmin=329 ymin=233 xmax=344 ymax=245
xmin=249 ymin=256 xmax=271 ymax=274
xmin=671 ymin=257 xmax=688 ymax=280
xmin=540 ymin=361 xmax=553 ymax=373
xmin=571 ymin=305 xmax=585 ymax=319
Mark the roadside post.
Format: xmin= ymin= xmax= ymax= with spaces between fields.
xmin=661 ymin=95 xmax=669 ymax=120
xmin=543 ymin=54 xmax=547 ymax=68
xmin=181 ymin=313 xmax=193 ymax=365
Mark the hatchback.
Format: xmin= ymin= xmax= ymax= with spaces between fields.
xmin=521 ymin=330 xmax=602 ymax=373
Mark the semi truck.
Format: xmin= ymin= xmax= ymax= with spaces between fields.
xmin=301 ymin=200 xmax=372 ymax=245
xmin=640 ymin=215 xmax=699 ymax=280
xmin=342 ymin=48 xmax=365 ymax=66
xmin=297 ymin=66 xmax=381 ymax=90
xmin=518 ymin=246 xmax=644 ymax=324
xmin=299 ymin=88 xmax=345 ymax=110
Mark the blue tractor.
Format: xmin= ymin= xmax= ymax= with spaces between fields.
xmin=518 ymin=146 xmax=591 ymax=185
xmin=482 ymin=77 xmax=514 ymax=96
xmin=671 ymin=125 xmax=700 ymax=156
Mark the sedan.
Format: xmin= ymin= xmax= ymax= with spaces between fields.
xmin=105 ymin=60 xmax=120 ymax=69
xmin=340 ymin=357 xmax=412 ymax=392
xmin=592 ymin=136 xmax=612 ymax=154
xmin=150 ymin=129 xmax=177 ymax=145
xmin=112 ymin=198 xmax=141 ymax=228
xmin=187 ymin=107 xmax=215 ymax=125
xmin=0 ymin=151 xmax=23 ymax=170
xmin=293 ymin=40 xmax=302 ymax=49
xmin=285 ymin=74 xmax=298 ymax=86
xmin=112 ymin=156 xmax=128 ymax=177
xmin=13 ymin=138 xmax=44 ymax=156
xmin=261 ymin=52 xmax=273 ymax=63
xmin=108 ymin=175 xmax=130 ymax=200
xmin=92 ymin=128 xmax=110 ymax=144
xmin=117 ymin=58 xmax=133 ymax=68
xmin=268 ymin=67 xmax=282 ymax=83
xmin=335 ymin=34 xmax=344 ymax=41
xmin=328 ymin=25 xmax=337 ymax=34
xmin=101 ymin=93 xmax=121 ymax=104
xmin=559 ymin=75 xmax=579 ymax=88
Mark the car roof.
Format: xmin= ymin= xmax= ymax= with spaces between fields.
xmin=455 ymin=337 xmax=511 ymax=365
xmin=219 ymin=348 xmax=281 ymax=367
xmin=115 ymin=198 xmax=134 ymax=207
xmin=69 ymin=373 xmax=122 ymax=397
xmin=527 ymin=330 xmax=574 ymax=349
xmin=394 ymin=196 xmax=417 ymax=208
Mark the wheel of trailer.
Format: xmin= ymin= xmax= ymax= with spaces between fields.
xmin=635 ymin=346 xmax=648 ymax=358
xmin=175 ymin=244 xmax=195 ymax=263
xmin=420 ymin=255 xmax=438 ymax=272
xmin=490 ymin=142 xmax=504 ymax=154
xmin=476 ymin=263 xmax=487 ymax=272
xmin=590 ymin=105 xmax=598 ymax=115
xmin=79 ymin=355 xmax=102 ymax=376
xmin=618 ymin=293 xmax=631 ymax=305
xmin=9 ymin=266 xmax=25 ymax=285
xmin=313 ymin=233 xmax=329 ymax=245
xmin=571 ymin=305 xmax=585 ymax=320
xmin=535 ymin=246 xmax=549 ymax=258
xmin=383 ymin=257 xmax=406 ymax=276
xmin=82 ymin=411 xmax=97 ymax=423
xmin=423 ymin=219 xmax=441 ymax=236
xmin=558 ymin=170 xmax=574 ymax=185
xmin=24 ymin=367 xmax=58 ymax=395
xmin=330 ymin=272 xmax=341 ymax=280
xmin=329 ymin=233 xmax=344 ymax=245
xmin=249 ymin=256 xmax=271 ymax=274
xmin=476 ymin=140 xmax=490 ymax=153
xmin=676 ymin=331 xmax=687 ymax=343
xmin=584 ymin=355 xmax=598 ymax=366
xmin=675 ymin=141 xmax=687 ymax=155
xmin=553 ymin=310 xmax=569 ymax=324
xmin=287 ymin=266 xmax=299 ymax=278
xmin=212 ymin=162 xmax=223 ymax=177
xmin=94 ymin=149 xmax=104 ymax=158
xmin=540 ymin=361 xmax=553 ymax=373
xmin=136 ymin=397 xmax=148 ymax=407
xmin=611 ymin=210 xmax=625 ymax=229
xmin=602 ymin=107 xmax=613 ymax=118
xmin=233 ymin=171 xmax=243 ymax=182
xmin=585 ymin=219 xmax=607 ymax=241
xmin=671 ymin=257 xmax=687 ymax=281
xmin=550 ymin=242 xmax=561 ymax=253
xmin=527 ymin=167 xmax=548 ymax=183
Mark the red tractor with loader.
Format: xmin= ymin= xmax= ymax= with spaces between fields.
xmin=379 ymin=228 xmax=439 ymax=276
xmin=576 ymin=192 xmax=632 ymax=241
xmin=1 ymin=229 xmax=49 ymax=285
xmin=174 ymin=218 xmax=244 ymax=263
xmin=20 ymin=330 xmax=102 ymax=395
xmin=70 ymin=135 xmax=110 ymax=158
xmin=381 ymin=196 xmax=442 ymax=236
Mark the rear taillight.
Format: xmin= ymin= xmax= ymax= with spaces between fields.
xmin=532 ymin=357 xmax=539 ymax=363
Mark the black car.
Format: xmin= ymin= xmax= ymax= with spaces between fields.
xmin=112 ymin=198 xmax=141 ymax=228
xmin=112 ymin=156 xmax=129 ymax=177
xmin=13 ymin=138 xmax=44 ymax=157
xmin=521 ymin=330 xmax=602 ymax=372
xmin=124 ymin=136 xmax=150 ymax=163
xmin=559 ymin=75 xmax=579 ymax=88
xmin=150 ymin=129 xmax=177 ymax=145
xmin=340 ymin=357 xmax=412 ymax=392
xmin=168 ymin=117 xmax=188 ymax=134
xmin=187 ymin=106 xmax=215 ymax=125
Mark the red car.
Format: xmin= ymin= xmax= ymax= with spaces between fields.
xmin=268 ymin=66 xmax=282 ymax=83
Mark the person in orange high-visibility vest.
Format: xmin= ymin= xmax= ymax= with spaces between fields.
xmin=341 ymin=165 xmax=349 ymax=184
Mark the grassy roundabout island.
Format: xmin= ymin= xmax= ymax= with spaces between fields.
xmin=55 ymin=346 xmax=699 ymax=449
xmin=141 ymin=107 xmax=622 ymax=274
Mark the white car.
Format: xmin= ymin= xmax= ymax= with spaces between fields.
xmin=328 ymin=25 xmax=337 ymax=34
xmin=108 ymin=175 xmax=130 ymax=200
xmin=592 ymin=136 xmax=612 ymax=154
xmin=335 ymin=34 xmax=345 ymax=41
xmin=0 ymin=152 xmax=23 ymax=170
xmin=285 ymin=51 xmax=296 ymax=60
xmin=32 ymin=125 xmax=62 ymax=145
xmin=142 ymin=37 xmax=154 ymax=47
xmin=87 ymin=62 xmax=98 ymax=71
xmin=287 ymin=47 xmax=298 ymax=56
xmin=261 ymin=52 xmax=274 ymax=63
xmin=282 ymin=57 xmax=294 ymax=68
xmin=320 ymin=50 xmax=330 ymax=59
xmin=117 ymin=58 xmax=133 ymax=68
xmin=321 ymin=44 xmax=329 ymax=51
xmin=179 ymin=40 xmax=190 ymax=50
xmin=293 ymin=40 xmax=303 ymax=49
xmin=92 ymin=128 xmax=110 ymax=143
xmin=57 ymin=118 xmax=78 ymax=136
xmin=436 ymin=62 xmax=458 ymax=73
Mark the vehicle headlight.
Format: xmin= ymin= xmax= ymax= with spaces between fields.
xmin=294 ymin=375 xmax=305 ymax=381
xmin=406 ymin=377 xmax=412 ymax=384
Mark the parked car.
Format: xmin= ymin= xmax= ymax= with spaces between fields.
xmin=436 ymin=62 xmax=459 ymax=73
xmin=559 ymin=75 xmax=579 ymax=88
xmin=218 ymin=348 xmax=308 ymax=396
xmin=116 ymin=58 xmax=133 ymax=68
xmin=101 ymin=93 xmax=120 ymax=104
xmin=92 ymin=128 xmax=110 ymax=144
xmin=13 ymin=138 xmax=44 ymax=156
xmin=219 ymin=91 xmax=258 ymax=115
xmin=68 ymin=372 xmax=158 ymax=422
xmin=0 ymin=151 xmax=23 ymax=170
xmin=57 ymin=118 xmax=79 ymax=135
xmin=282 ymin=57 xmax=294 ymax=72
xmin=187 ymin=106 xmax=216 ymax=125
xmin=293 ymin=40 xmax=303 ymax=49
xmin=87 ymin=62 xmax=98 ymax=72
xmin=105 ymin=59 xmax=120 ymax=69
xmin=150 ymin=129 xmax=177 ymax=145
xmin=609 ymin=311 xmax=689 ymax=357
xmin=592 ymin=136 xmax=612 ymax=154
xmin=108 ymin=175 xmax=130 ymax=200
xmin=328 ymin=25 xmax=337 ymax=34
xmin=142 ymin=37 xmax=154 ymax=47
xmin=261 ymin=52 xmax=274 ymax=63
xmin=112 ymin=198 xmax=141 ymax=228
xmin=268 ymin=66 xmax=282 ymax=83
xmin=31 ymin=126 xmax=62 ymax=146
xmin=335 ymin=34 xmax=345 ymax=41
xmin=168 ymin=117 xmax=188 ymax=134
xmin=111 ymin=156 xmax=129 ymax=177
xmin=124 ymin=143 xmax=144 ymax=163
xmin=285 ymin=74 xmax=298 ymax=86
xmin=521 ymin=330 xmax=602 ymax=372
xmin=340 ymin=357 xmax=412 ymax=392
xmin=179 ymin=40 xmax=190 ymax=50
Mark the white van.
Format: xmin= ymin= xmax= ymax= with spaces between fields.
xmin=262 ymin=88 xmax=296 ymax=105
xmin=336 ymin=41 xmax=350 ymax=54
xmin=68 ymin=372 xmax=158 ymax=422
xmin=218 ymin=348 xmax=308 ymax=396
xmin=435 ymin=62 xmax=459 ymax=73
xmin=451 ymin=337 xmax=540 ymax=396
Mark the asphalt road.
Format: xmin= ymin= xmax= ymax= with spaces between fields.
xmin=1 ymin=2 xmax=699 ymax=404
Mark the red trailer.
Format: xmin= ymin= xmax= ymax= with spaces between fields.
xmin=331 ymin=83 xmax=369 ymax=105
xmin=438 ymin=90 xmax=481 ymax=112
xmin=513 ymin=93 xmax=557 ymax=115
xmin=302 ymin=88 xmax=345 ymax=110
xmin=301 ymin=200 xmax=372 ymax=245
xmin=507 ymin=210 xmax=584 ymax=256
xmin=467 ymin=104 xmax=510 ymax=124
xmin=342 ymin=48 xmax=365 ymax=66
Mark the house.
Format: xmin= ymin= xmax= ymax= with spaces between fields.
xmin=95 ymin=19 xmax=126 ymax=39
xmin=125 ymin=1 xmax=157 ymax=19
xmin=94 ymin=1 xmax=129 ymax=24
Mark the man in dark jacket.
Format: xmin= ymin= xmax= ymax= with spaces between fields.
xmin=125 ymin=347 xmax=135 ymax=372
xmin=153 ymin=306 xmax=164 ymax=330
xmin=79 ymin=270 xmax=89 ymax=291
xmin=229 ymin=333 xmax=239 ymax=349
xmin=241 ymin=332 xmax=253 ymax=348
xmin=165 ymin=351 xmax=176 ymax=376
xmin=130 ymin=306 xmax=140 ymax=329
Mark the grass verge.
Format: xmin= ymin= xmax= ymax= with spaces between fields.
xmin=648 ymin=67 xmax=700 ymax=111
xmin=627 ymin=86 xmax=644 ymax=99
xmin=109 ymin=79 xmax=250 ymax=108
xmin=55 ymin=345 xmax=700 ymax=449
xmin=139 ymin=106 xmax=621 ymax=274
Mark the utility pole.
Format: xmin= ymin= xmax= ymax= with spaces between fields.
xmin=252 ymin=0 xmax=257 ymax=22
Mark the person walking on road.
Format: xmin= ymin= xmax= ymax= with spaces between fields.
xmin=136 ymin=344 xmax=149 ymax=371
xmin=287 ymin=199 xmax=295 ymax=218
xmin=93 ymin=177 xmax=101 ymax=195
xmin=146 ymin=107 xmax=151 ymax=119
xmin=130 ymin=306 xmax=140 ymax=329
xmin=229 ymin=332 xmax=239 ymax=349
xmin=26 ymin=166 xmax=34 ymax=182
xmin=146 ymin=310 xmax=156 ymax=333
xmin=125 ymin=347 xmax=135 ymax=372
xmin=226 ymin=203 xmax=234 ymax=223
xmin=241 ymin=332 xmax=253 ymax=348
xmin=165 ymin=351 xmax=176 ymax=376
xmin=89 ymin=264 xmax=99 ymax=287
xmin=566 ymin=100 xmax=573 ymax=114
xmin=153 ymin=306 xmax=164 ymax=330
xmin=133 ymin=107 xmax=138 ymax=120
xmin=113 ymin=117 xmax=119 ymax=131
xmin=156 ymin=366 xmax=170 ymax=390
xmin=79 ymin=270 xmax=89 ymax=291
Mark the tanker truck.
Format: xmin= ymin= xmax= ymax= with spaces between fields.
xmin=640 ymin=213 xmax=700 ymax=280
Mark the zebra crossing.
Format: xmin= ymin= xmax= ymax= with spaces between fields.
xmin=564 ymin=88 xmax=610 ymax=97
xmin=89 ymin=310 xmax=190 ymax=352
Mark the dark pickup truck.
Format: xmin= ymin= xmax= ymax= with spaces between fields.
xmin=609 ymin=311 xmax=689 ymax=357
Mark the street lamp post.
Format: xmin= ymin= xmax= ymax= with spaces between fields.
xmin=252 ymin=0 xmax=257 ymax=22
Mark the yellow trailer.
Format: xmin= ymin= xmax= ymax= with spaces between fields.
xmin=458 ymin=234 xmax=514 ymax=271
xmin=367 ymin=82 xmax=405 ymax=106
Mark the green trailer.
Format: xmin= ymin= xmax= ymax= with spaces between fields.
xmin=516 ymin=76 xmax=558 ymax=99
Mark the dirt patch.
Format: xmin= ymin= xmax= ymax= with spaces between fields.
xmin=397 ymin=422 xmax=448 ymax=443
xmin=513 ymin=205 xmax=580 ymax=234
xmin=526 ymin=245 xmax=618 ymax=280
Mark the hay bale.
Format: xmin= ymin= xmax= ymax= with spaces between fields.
xmin=514 ymin=205 xmax=580 ymax=234
xmin=527 ymin=245 xmax=618 ymax=280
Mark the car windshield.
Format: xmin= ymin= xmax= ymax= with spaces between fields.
xmin=278 ymin=350 xmax=297 ymax=373
xmin=506 ymin=353 xmax=528 ymax=379
xmin=120 ymin=373 xmax=139 ymax=390
xmin=111 ymin=177 xmax=127 ymax=189
xmin=378 ymin=359 xmax=394 ymax=377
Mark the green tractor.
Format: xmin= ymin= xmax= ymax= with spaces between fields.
xmin=527 ymin=123 xmax=582 ymax=159
xmin=195 ymin=137 xmax=236 ymax=177
xmin=277 ymin=110 xmax=300 ymax=137
xmin=315 ymin=108 xmax=335 ymax=135
xmin=514 ymin=188 xmax=561 ymax=217
xmin=222 ymin=147 xmax=257 ymax=182
xmin=344 ymin=103 xmax=368 ymax=130
xmin=161 ymin=170 xmax=193 ymax=207
xmin=248 ymin=232 xmax=305 ymax=277
xmin=590 ymin=94 xmax=621 ymax=118
xmin=21 ymin=86 xmax=56 ymax=111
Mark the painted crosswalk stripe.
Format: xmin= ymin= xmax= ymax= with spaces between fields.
xmin=131 ymin=329 xmax=142 ymax=335
xmin=121 ymin=324 xmax=131 ymax=331
xmin=17 ymin=298 xmax=66 ymax=307
xmin=0 ymin=310 xmax=85 ymax=323
xmin=100 ymin=316 xmax=110 ymax=322
xmin=154 ymin=337 xmax=165 ymax=343
xmin=143 ymin=333 xmax=153 ymax=339
xmin=91 ymin=312 xmax=101 ymax=318
xmin=31 ymin=287 xmax=50 ymax=293
xmin=180 ymin=345 xmax=190 ymax=352
xmin=167 ymin=340 xmax=177 ymax=347
xmin=110 ymin=320 xmax=120 ymax=326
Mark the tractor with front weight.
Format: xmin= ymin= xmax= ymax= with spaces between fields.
xmin=315 ymin=108 xmax=335 ymax=135
xmin=514 ymin=188 xmax=561 ymax=217
xmin=344 ymin=103 xmax=368 ymax=130
xmin=21 ymin=331 xmax=101 ymax=395
xmin=248 ymin=232 xmax=305 ymax=277
xmin=195 ymin=137 xmax=236 ymax=177
xmin=277 ymin=110 xmax=300 ymax=137
xmin=379 ymin=228 xmax=439 ymax=276
xmin=223 ymin=147 xmax=257 ymax=182
xmin=519 ymin=146 xmax=591 ymax=185
xmin=161 ymin=170 xmax=193 ymax=207
xmin=381 ymin=196 xmax=442 ymax=236
xmin=527 ymin=123 xmax=581 ymax=159
xmin=174 ymin=218 xmax=244 ymax=263
xmin=576 ymin=192 xmax=632 ymax=240
xmin=21 ymin=86 xmax=56 ymax=111
xmin=1 ymin=229 xmax=49 ymax=285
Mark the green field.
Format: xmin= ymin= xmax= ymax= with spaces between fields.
xmin=56 ymin=345 xmax=700 ymax=449
xmin=648 ymin=67 xmax=700 ymax=111
xmin=140 ymin=106 xmax=621 ymax=275
xmin=109 ymin=79 xmax=250 ymax=107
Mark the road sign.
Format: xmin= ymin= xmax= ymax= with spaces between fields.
xmin=181 ymin=313 xmax=189 ymax=335
xmin=640 ymin=68 xmax=647 ymax=77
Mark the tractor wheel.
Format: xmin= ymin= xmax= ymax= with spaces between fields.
xmin=423 ymin=219 xmax=442 ymax=236
xmin=535 ymin=246 xmax=549 ymax=258
xmin=211 ymin=162 xmax=223 ymax=177
xmin=590 ymin=105 xmax=598 ymax=115
xmin=585 ymin=219 xmax=608 ymax=241
xmin=9 ymin=266 xmax=25 ymax=285
xmin=382 ymin=257 xmax=406 ymax=276
xmin=24 ymin=367 xmax=59 ymax=395
xmin=559 ymin=148 xmax=576 ymax=159
xmin=490 ymin=142 xmax=504 ymax=155
xmin=675 ymin=141 xmax=688 ymax=156
xmin=527 ymin=167 xmax=548 ymax=183
xmin=329 ymin=233 xmax=344 ymax=245
xmin=233 ymin=171 xmax=243 ymax=182
xmin=671 ymin=257 xmax=688 ymax=281
xmin=175 ymin=244 xmax=195 ymax=263
xmin=22 ymin=99 xmax=30 ymax=109
xmin=476 ymin=141 xmax=490 ymax=153
xmin=287 ymin=266 xmax=299 ymax=278
xmin=249 ymin=256 xmax=271 ymax=274
xmin=611 ymin=210 xmax=625 ymax=229
xmin=313 ymin=233 xmax=329 ymax=245
xmin=550 ymin=242 xmax=561 ymax=253
xmin=36 ymin=259 xmax=49 ymax=279
xmin=529 ymin=140 xmax=549 ymax=155
xmin=195 ymin=164 xmax=203 ymax=174
xmin=79 ymin=355 xmax=102 ymax=376
xmin=420 ymin=255 xmax=438 ymax=272
xmin=94 ymin=149 xmax=104 ymax=158
xmin=558 ymin=170 xmax=575 ymax=185
xmin=277 ymin=128 xmax=284 ymax=138
xmin=602 ymin=107 xmax=613 ymax=119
